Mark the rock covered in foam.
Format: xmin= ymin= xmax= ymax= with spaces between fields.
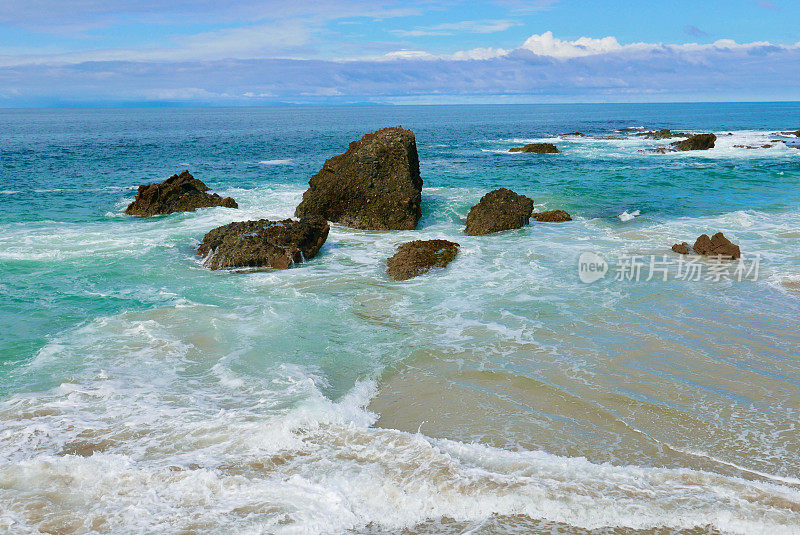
xmin=125 ymin=170 xmax=237 ymax=216
xmin=197 ymin=217 xmax=329 ymax=270
xmin=465 ymin=188 xmax=534 ymax=236
xmin=386 ymin=239 xmax=459 ymax=281
xmin=509 ymin=143 xmax=560 ymax=153
xmin=294 ymin=127 xmax=422 ymax=230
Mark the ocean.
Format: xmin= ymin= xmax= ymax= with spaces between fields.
xmin=1 ymin=103 xmax=799 ymax=534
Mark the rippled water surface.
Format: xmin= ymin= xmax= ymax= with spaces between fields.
xmin=1 ymin=104 xmax=799 ymax=534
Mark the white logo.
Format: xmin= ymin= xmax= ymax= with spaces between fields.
xmin=578 ymin=252 xmax=608 ymax=283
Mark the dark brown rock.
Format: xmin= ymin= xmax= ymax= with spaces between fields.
xmin=672 ymin=242 xmax=690 ymax=255
xmin=197 ymin=217 xmax=329 ymax=270
xmin=780 ymin=130 xmax=800 ymax=137
xmin=125 ymin=170 xmax=237 ymax=216
xmin=560 ymin=132 xmax=586 ymax=137
xmin=294 ymin=127 xmax=422 ymax=230
xmin=672 ymin=133 xmax=717 ymax=151
xmin=465 ymin=188 xmax=534 ymax=236
xmin=386 ymin=239 xmax=459 ymax=281
xmin=509 ymin=143 xmax=560 ymax=154
xmin=636 ymin=129 xmax=686 ymax=139
xmin=692 ymin=232 xmax=740 ymax=259
xmin=532 ymin=210 xmax=572 ymax=222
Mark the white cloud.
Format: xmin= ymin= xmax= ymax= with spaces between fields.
xmin=391 ymin=19 xmax=518 ymax=37
xmin=381 ymin=49 xmax=438 ymax=61
xmin=520 ymin=31 xmax=623 ymax=58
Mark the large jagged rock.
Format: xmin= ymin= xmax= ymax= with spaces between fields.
xmin=693 ymin=232 xmax=741 ymax=259
xmin=532 ymin=210 xmax=572 ymax=222
xmin=125 ymin=170 xmax=237 ymax=216
xmin=671 ymin=232 xmax=740 ymax=259
xmin=465 ymin=188 xmax=534 ymax=236
xmin=197 ymin=217 xmax=329 ymax=270
xmin=294 ymin=127 xmax=422 ymax=230
xmin=672 ymin=133 xmax=717 ymax=151
xmin=386 ymin=239 xmax=459 ymax=281
xmin=509 ymin=143 xmax=560 ymax=153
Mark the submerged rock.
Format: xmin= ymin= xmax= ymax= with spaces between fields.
xmin=386 ymin=239 xmax=459 ymax=281
xmin=672 ymin=133 xmax=717 ymax=151
xmin=560 ymin=132 xmax=586 ymax=137
xmin=780 ymin=130 xmax=800 ymax=137
xmin=465 ymin=188 xmax=534 ymax=236
xmin=125 ymin=170 xmax=237 ymax=216
xmin=672 ymin=232 xmax=740 ymax=259
xmin=197 ymin=217 xmax=329 ymax=270
xmin=532 ymin=210 xmax=572 ymax=222
xmin=294 ymin=127 xmax=422 ymax=230
xmin=509 ymin=143 xmax=560 ymax=154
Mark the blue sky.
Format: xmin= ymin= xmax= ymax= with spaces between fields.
xmin=0 ymin=0 xmax=798 ymax=106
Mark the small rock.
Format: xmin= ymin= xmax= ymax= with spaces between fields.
xmin=560 ymin=132 xmax=586 ymax=137
xmin=671 ymin=242 xmax=690 ymax=255
xmin=386 ymin=239 xmax=459 ymax=281
xmin=465 ymin=188 xmax=534 ymax=236
xmin=294 ymin=127 xmax=422 ymax=230
xmin=125 ymin=170 xmax=237 ymax=216
xmin=532 ymin=210 xmax=572 ymax=222
xmin=672 ymin=134 xmax=717 ymax=151
xmin=197 ymin=217 xmax=329 ymax=270
xmin=509 ymin=143 xmax=560 ymax=154
xmin=780 ymin=130 xmax=800 ymax=137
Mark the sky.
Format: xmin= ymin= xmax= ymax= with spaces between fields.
xmin=0 ymin=0 xmax=798 ymax=106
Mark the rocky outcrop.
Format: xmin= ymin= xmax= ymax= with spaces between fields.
xmin=780 ymin=130 xmax=800 ymax=137
xmin=197 ymin=217 xmax=329 ymax=270
xmin=532 ymin=210 xmax=572 ymax=222
xmin=509 ymin=143 xmax=560 ymax=153
xmin=465 ymin=188 xmax=534 ymax=236
xmin=672 ymin=232 xmax=740 ymax=259
xmin=672 ymin=133 xmax=717 ymax=151
xmin=125 ymin=170 xmax=237 ymax=216
xmin=386 ymin=239 xmax=459 ymax=281
xmin=636 ymin=129 xmax=686 ymax=139
xmin=294 ymin=127 xmax=422 ymax=230
xmin=560 ymin=132 xmax=586 ymax=137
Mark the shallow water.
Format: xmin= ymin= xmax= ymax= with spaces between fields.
xmin=1 ymin=104 xmax=799 ymax=534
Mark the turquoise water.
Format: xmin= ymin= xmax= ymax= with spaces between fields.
xmin=1 ymin=104 xmax=800 ymax=534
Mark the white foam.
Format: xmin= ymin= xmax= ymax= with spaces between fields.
xmin=259 ymin=159 xmax=294 ymax=165
xmin=0 ymin=190 xmax=19 ymax=195
xmin=618 ymin=210 xmax=640 ymax=222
